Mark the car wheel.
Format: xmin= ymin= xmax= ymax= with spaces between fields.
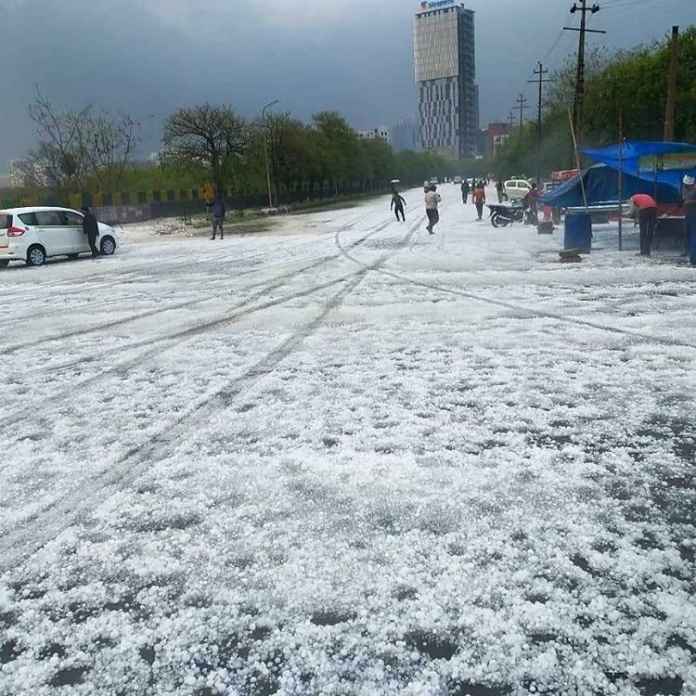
xmin=27 ymin=245 xmax=47 ymax=267
xmin=100 ymin=236 xmax=116 ymax=256
xmin=0 ymin=259 xmax=9 ymax=268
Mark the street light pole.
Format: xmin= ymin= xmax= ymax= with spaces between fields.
xmin=262 ymin=99 xmax=279 ymax=209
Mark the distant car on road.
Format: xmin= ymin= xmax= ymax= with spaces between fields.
xmin=453 ymin=176 xmax=462 ymax=185
xmin=504 ymin=179 xmax=532 ymax=202
xmin=0 ymin=207 xmax=119 ymax=267
xmin=429 ymin=177 xmax=439 ymax=185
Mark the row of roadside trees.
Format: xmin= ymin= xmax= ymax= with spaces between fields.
xmin=11 ymin=96 xmax=473 ymax=209
xmin=493 ymin=26 xmax=696 ymax=181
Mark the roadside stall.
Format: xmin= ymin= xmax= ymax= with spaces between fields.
xmin=540 ymin=141 xmax=696 ymax=253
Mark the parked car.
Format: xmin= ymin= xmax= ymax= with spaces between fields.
xmin=453 ymin=176 xmax=462 ymax=185
xmin=429 ymin=177 xmax=439 ymax=185
xmin=504 ymin=179 xmax=532 ymax=202
xmin=0 ymin=207 xmax=119 ymax=267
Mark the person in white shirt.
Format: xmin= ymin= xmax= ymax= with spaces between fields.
xmin=424 ymin=185 xmax=441 ymax=235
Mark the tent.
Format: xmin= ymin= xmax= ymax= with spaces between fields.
xmin=540 ymin=164 xmax=682 ymax=208
xmin=582 ymin=140 xmax=696 ymax=192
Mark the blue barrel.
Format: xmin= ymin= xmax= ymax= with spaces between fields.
xmin=564 ymin=213 xmax=593 ymax=252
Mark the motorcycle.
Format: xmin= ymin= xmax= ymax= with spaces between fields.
xmin=487 ymin=202 xmax=538 ymax=228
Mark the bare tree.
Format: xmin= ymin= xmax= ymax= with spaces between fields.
xmin=162 ymin=104 xmax=246 ymax=192
xmin=77 ymin=110 xmax=139 ymax=191
xmin=23 ymin=87 xmax=140 ymax=192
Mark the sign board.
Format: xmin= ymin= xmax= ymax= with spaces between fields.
xmin=420 ymin=0 xmax=456 ymax=9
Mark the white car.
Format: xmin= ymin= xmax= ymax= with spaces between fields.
xmin=504 ymin=179 xmax=532 ymax=202
xmin=0 ymin=207 xmax=118 ymax=267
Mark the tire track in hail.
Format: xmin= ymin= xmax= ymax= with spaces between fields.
xmin=2 ymin=219 xmax=395 ymax=420
xmin=0 ymin=215 xmax=418 ymax=573
xmin=2 ymin=216 xmax=392 ymax=355
xmin=337 ymin=219 xmax=696 ymax=351
xmin=0 ymin=244 xmax=342 ymax=330
xmin=0 ymin=238 xmax=315 ymax=306
xmin=0 ymin=209 xmax=375 ymax=300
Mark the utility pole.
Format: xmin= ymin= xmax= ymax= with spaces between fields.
xmin=261 ymin=99 xmax=279 ymax=209
xmin=515 ymin=94 xmax=528 ymax=135
xmin=564 ymin=2 xmax=605 ymax=143
xmin=664 ymin=26 xmax=679 ymax=141
xmin=508 ymin=111 xmax=516 ymax=131
xmin=528 ymin=62 xmax=552 ymax=186
xmin=618 ymin=108 xmax=624 ymax=251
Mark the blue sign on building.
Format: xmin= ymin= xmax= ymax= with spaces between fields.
xmin=422 ymin=0 xmax=456 ymax=9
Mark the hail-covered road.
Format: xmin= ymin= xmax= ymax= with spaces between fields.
xmin=1 ymin=189 xmax=695 ymax=696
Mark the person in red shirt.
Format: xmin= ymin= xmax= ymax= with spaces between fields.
xmin=523 ymin=183 xmax=541 ymax=225
xmin=472 ymin=182 xmax=486 ymax=220
xmin=631 ymin=194 xmax=657 ymax=256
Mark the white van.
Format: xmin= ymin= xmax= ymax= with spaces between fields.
xmin=0 ymin=207 xmax=119 ymax=267
xmin=503 ymin=180 xmax=532 ymax=202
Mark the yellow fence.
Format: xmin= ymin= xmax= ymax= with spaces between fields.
xmin=3 ymin=188 xmax=212 ymax=209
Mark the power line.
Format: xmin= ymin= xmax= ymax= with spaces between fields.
xmin=601 ymin=0 xmax=660 ymax=9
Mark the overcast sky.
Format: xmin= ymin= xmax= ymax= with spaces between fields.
xmin=1 ymin=0 xmax=693 ymax=170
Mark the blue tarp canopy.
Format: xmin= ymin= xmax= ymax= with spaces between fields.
xmin=582 ymin=140 xmax=696 ymax=191
xmin=540 ymin=164 xmax=682 ymax=208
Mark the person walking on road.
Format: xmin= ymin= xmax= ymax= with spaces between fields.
xmin=391 ymin=191 xmax=406 ymax=222
xmin=461 ymin=179 xmax=470 ymax=205
xmin=496 ymin=179 xmax=505 ymax=203
xmin=81 ymin=207 xmax=100 ymax=258
xmin=210 ymin=192 xmax=226 ymax=240
xmin=523 ymin=182 xmax=541 ymax=225
xmin=425 ymin=184 xmax=441 ymax=235
xmin=473 ymin=181 xmax=486 ymax=221
xmin=682 ymin=175 xmax=696 ymax=265
xmin=630 ymin=193 xmax=658 ymax=257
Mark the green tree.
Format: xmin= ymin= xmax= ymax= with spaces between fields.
xmin=162 ymin=104 xmax=246 ymax=193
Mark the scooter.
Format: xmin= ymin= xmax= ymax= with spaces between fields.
xmin=487 ymin=202 xmax=524 ymax=227
xmin=488 ymin=202 xmax=538 ymax=228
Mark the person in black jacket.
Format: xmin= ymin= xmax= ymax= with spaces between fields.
xmin=81 ymin=207 xmax=100 ymax=257
xmin=209 ymin=193 xmax=226 ymax=240
xmin=391 ymin=191 xmax=406 ymax=222
xmin=461 ymin=179 xmax=470 ymax=205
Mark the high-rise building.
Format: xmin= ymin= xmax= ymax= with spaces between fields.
xmin=413 ymin=1 xmax=478 ymax=159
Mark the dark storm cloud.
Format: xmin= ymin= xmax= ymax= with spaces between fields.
xmin=1 ymin=0 xmax=693 ymax=169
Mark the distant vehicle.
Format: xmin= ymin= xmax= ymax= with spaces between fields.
xmin=504 ymin=179 xmax=532 ymax=201
xmin=429 ymin=177 xmax=439 ymax=185
xmin=453 ymin=176 xmax=462 ymax=185
xmin=0 ymin=207 xmax=119 ymax=267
